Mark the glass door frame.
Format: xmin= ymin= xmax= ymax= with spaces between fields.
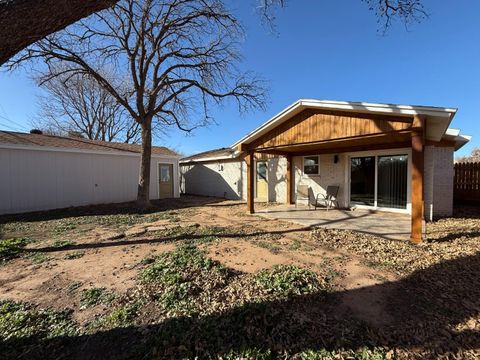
xmin=345 ymin=148 xmax=412 ymax=214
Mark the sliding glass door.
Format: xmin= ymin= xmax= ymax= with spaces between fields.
xmin=350 ymin=156 xmax=375 ymax=206
xmin=350 ymin=154 xmax=408 ymax=210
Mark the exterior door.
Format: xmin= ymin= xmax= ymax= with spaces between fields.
xmin=256 ymin=161 xmax=268 ymax=200
xmin=159 ymin=163 xmax=174 ymax=199
xmin=350 ymin=154 xmax=408 ymax=210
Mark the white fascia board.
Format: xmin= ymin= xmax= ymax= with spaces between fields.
xmin=0 ymin=143 xmax=180 ymax=159
xmin=231 ymin=99 xmax=458 ymax=148
xmin=445 ymin=128 xmax=461 ymax=137
xmin=454 ymin=134 xmax=472 ymax=151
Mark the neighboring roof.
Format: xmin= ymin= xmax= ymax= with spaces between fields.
xmin=0 ymin=131 xmax=179 ymax=157
xmin=232 ymin=99 xmax=460 ymax=147
xmin=180 ymin=147 xmax=238 ymax=162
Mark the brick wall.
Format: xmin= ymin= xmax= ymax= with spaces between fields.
xmin=424 ymin=146 xmax=454 ymax=219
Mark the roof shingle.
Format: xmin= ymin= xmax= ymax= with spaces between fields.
xmin=0 ymin=131 xmax=178 ymax=156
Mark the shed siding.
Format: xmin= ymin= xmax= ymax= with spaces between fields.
xmin=0 ymin=148 xmax=179 ymax=215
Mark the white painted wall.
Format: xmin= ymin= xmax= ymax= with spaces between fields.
xmin=292 ymin=154 xmax=347 ymax=207
xmin=181 ymin=160 xmax=246 ymax=199
xmin=0 ymin=147 xmax=179 ymax=215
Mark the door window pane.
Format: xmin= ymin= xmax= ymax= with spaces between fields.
xmin=160 ymin=165 xmax=171 ymax=182
xmin=350 ymin=156 xmax=375 ymax=206
xmin=377 ymin=155 xmax=408 ymax=209
xmin=257 ymin=162 xmax=267 ymax=181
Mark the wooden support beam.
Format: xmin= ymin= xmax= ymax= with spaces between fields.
xmin=246 ymin=151 xmax=255 ymax=214
xmin=286 ymin=154 xmax=294 ymax=204
xmin=411 ymin=116 xmax=425 ymax=243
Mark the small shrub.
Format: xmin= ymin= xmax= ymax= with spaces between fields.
xmin=256 ymin=265 xmax=324 ymax=297
xmin=0 ymin=238 xmax=29 ymax=262
xmin=80 ymin=288 xmax=116 ymax=309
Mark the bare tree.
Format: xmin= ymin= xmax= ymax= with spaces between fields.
xmin=34 ymin=70 xmax=140 ymax=143
xmin=9 ymin=0 xmax=266 ymax=209
xmin=457 ymin=148 xmax=480 ymax=163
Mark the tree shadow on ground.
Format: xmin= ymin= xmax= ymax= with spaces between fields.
xmin=0 ymin=195 xmax=226 ymax=224
xmin=2 ymin=252 xmax=479 ymax=359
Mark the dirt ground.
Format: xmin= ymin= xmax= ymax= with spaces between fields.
xmin=0 ymin=196 xmax=479 ymax=359
xmin=0 ymin=197 xmax=397 ymax=325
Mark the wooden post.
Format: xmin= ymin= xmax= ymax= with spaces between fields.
xmin=411 ymin=115 xmax=425 ymax=243
xmin=246 ymin=151 xmax=255 ymax=214
xmin=286 ymin=154 xmax=294 ymax=204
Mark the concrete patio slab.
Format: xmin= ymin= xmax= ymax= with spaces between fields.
xmin=256 ymin=205 xmax=412 ymax=241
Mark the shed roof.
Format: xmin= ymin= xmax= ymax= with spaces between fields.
xmin=0 ymin=131 xmax=179 ymax=157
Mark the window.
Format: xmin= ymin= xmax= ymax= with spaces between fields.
xmin=303 ymin=156 xmax=319 ymax=175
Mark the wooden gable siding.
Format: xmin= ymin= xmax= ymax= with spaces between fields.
xmin=249 ymin=109 xmax=412 ymax=150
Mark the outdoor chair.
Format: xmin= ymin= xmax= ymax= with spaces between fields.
xmin=314 ymin=185 xmax=339 ymax=211
xmin=295 ymin=184 xmax=310 ymax=208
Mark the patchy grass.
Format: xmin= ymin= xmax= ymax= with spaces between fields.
xmin=25 ymin=252 xmax=51 ymax=265
xmin=0 ymin=238 xmax=30 ymax=263
xmin=64 ymin=251 xmax=85 ymax=260
xmin=99 ymin=302 xmax=142 ymax=328
xmin=80 ymin=288 xmax=116 ymax=309
xmin=141 ymin=243 xmax=232 ymax=315
xmin=52 ymin=239 xmax=75 ymax=248
xmin=0 ymin=300 xmax=78 ymax=359
xmin=65 ymin=281 xmax=82 ymax=295
xmin=256 ymin=265 xmax=325 ymax=297
xmin=253 ymin=239 xmax=282 ymax=254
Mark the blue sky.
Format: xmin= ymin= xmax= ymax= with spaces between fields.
xmin=0 ymin=0 xmax=478 ymax=157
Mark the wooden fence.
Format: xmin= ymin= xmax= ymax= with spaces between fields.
xmin=454 ymin=162 xmax=480 ymax=203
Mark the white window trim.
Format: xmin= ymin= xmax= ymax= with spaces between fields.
xmin=302 ymin=155 xmax=320 ymax=176
xmin=344 ymin=148 xmax=412 ymax=214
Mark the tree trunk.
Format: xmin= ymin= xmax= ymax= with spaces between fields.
xmin=136 ymin=120 xmax=152 ymax=210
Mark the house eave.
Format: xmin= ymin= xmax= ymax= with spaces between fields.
xmin=231 ymin=99 xmax=458 ymax=149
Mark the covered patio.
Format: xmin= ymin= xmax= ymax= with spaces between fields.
xmin=257 ymin=205 xmax=412 ymax=241
xmin=233 ymin=100 xmax=459 ymax=243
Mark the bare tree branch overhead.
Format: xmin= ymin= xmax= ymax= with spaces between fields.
xmin=8 ymin=0 xmax=267 ymax=209
xmin=0 ymin=0 xmax=118 ymax=65
xmin=257 ymin=0 xmax=427 ymax=30
xmin=33 ymin=69 xmax=140 ymax=143
xmin=0 ymin=0 xmax=428 ymax=65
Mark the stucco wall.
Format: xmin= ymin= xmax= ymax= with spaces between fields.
xmin=0 ymin=147 xmax=179 ymax=215
xmin=180 ymin=160 xmax=246 ymax=200
xmin=180 ymin=154 xmax=345 ymax=205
